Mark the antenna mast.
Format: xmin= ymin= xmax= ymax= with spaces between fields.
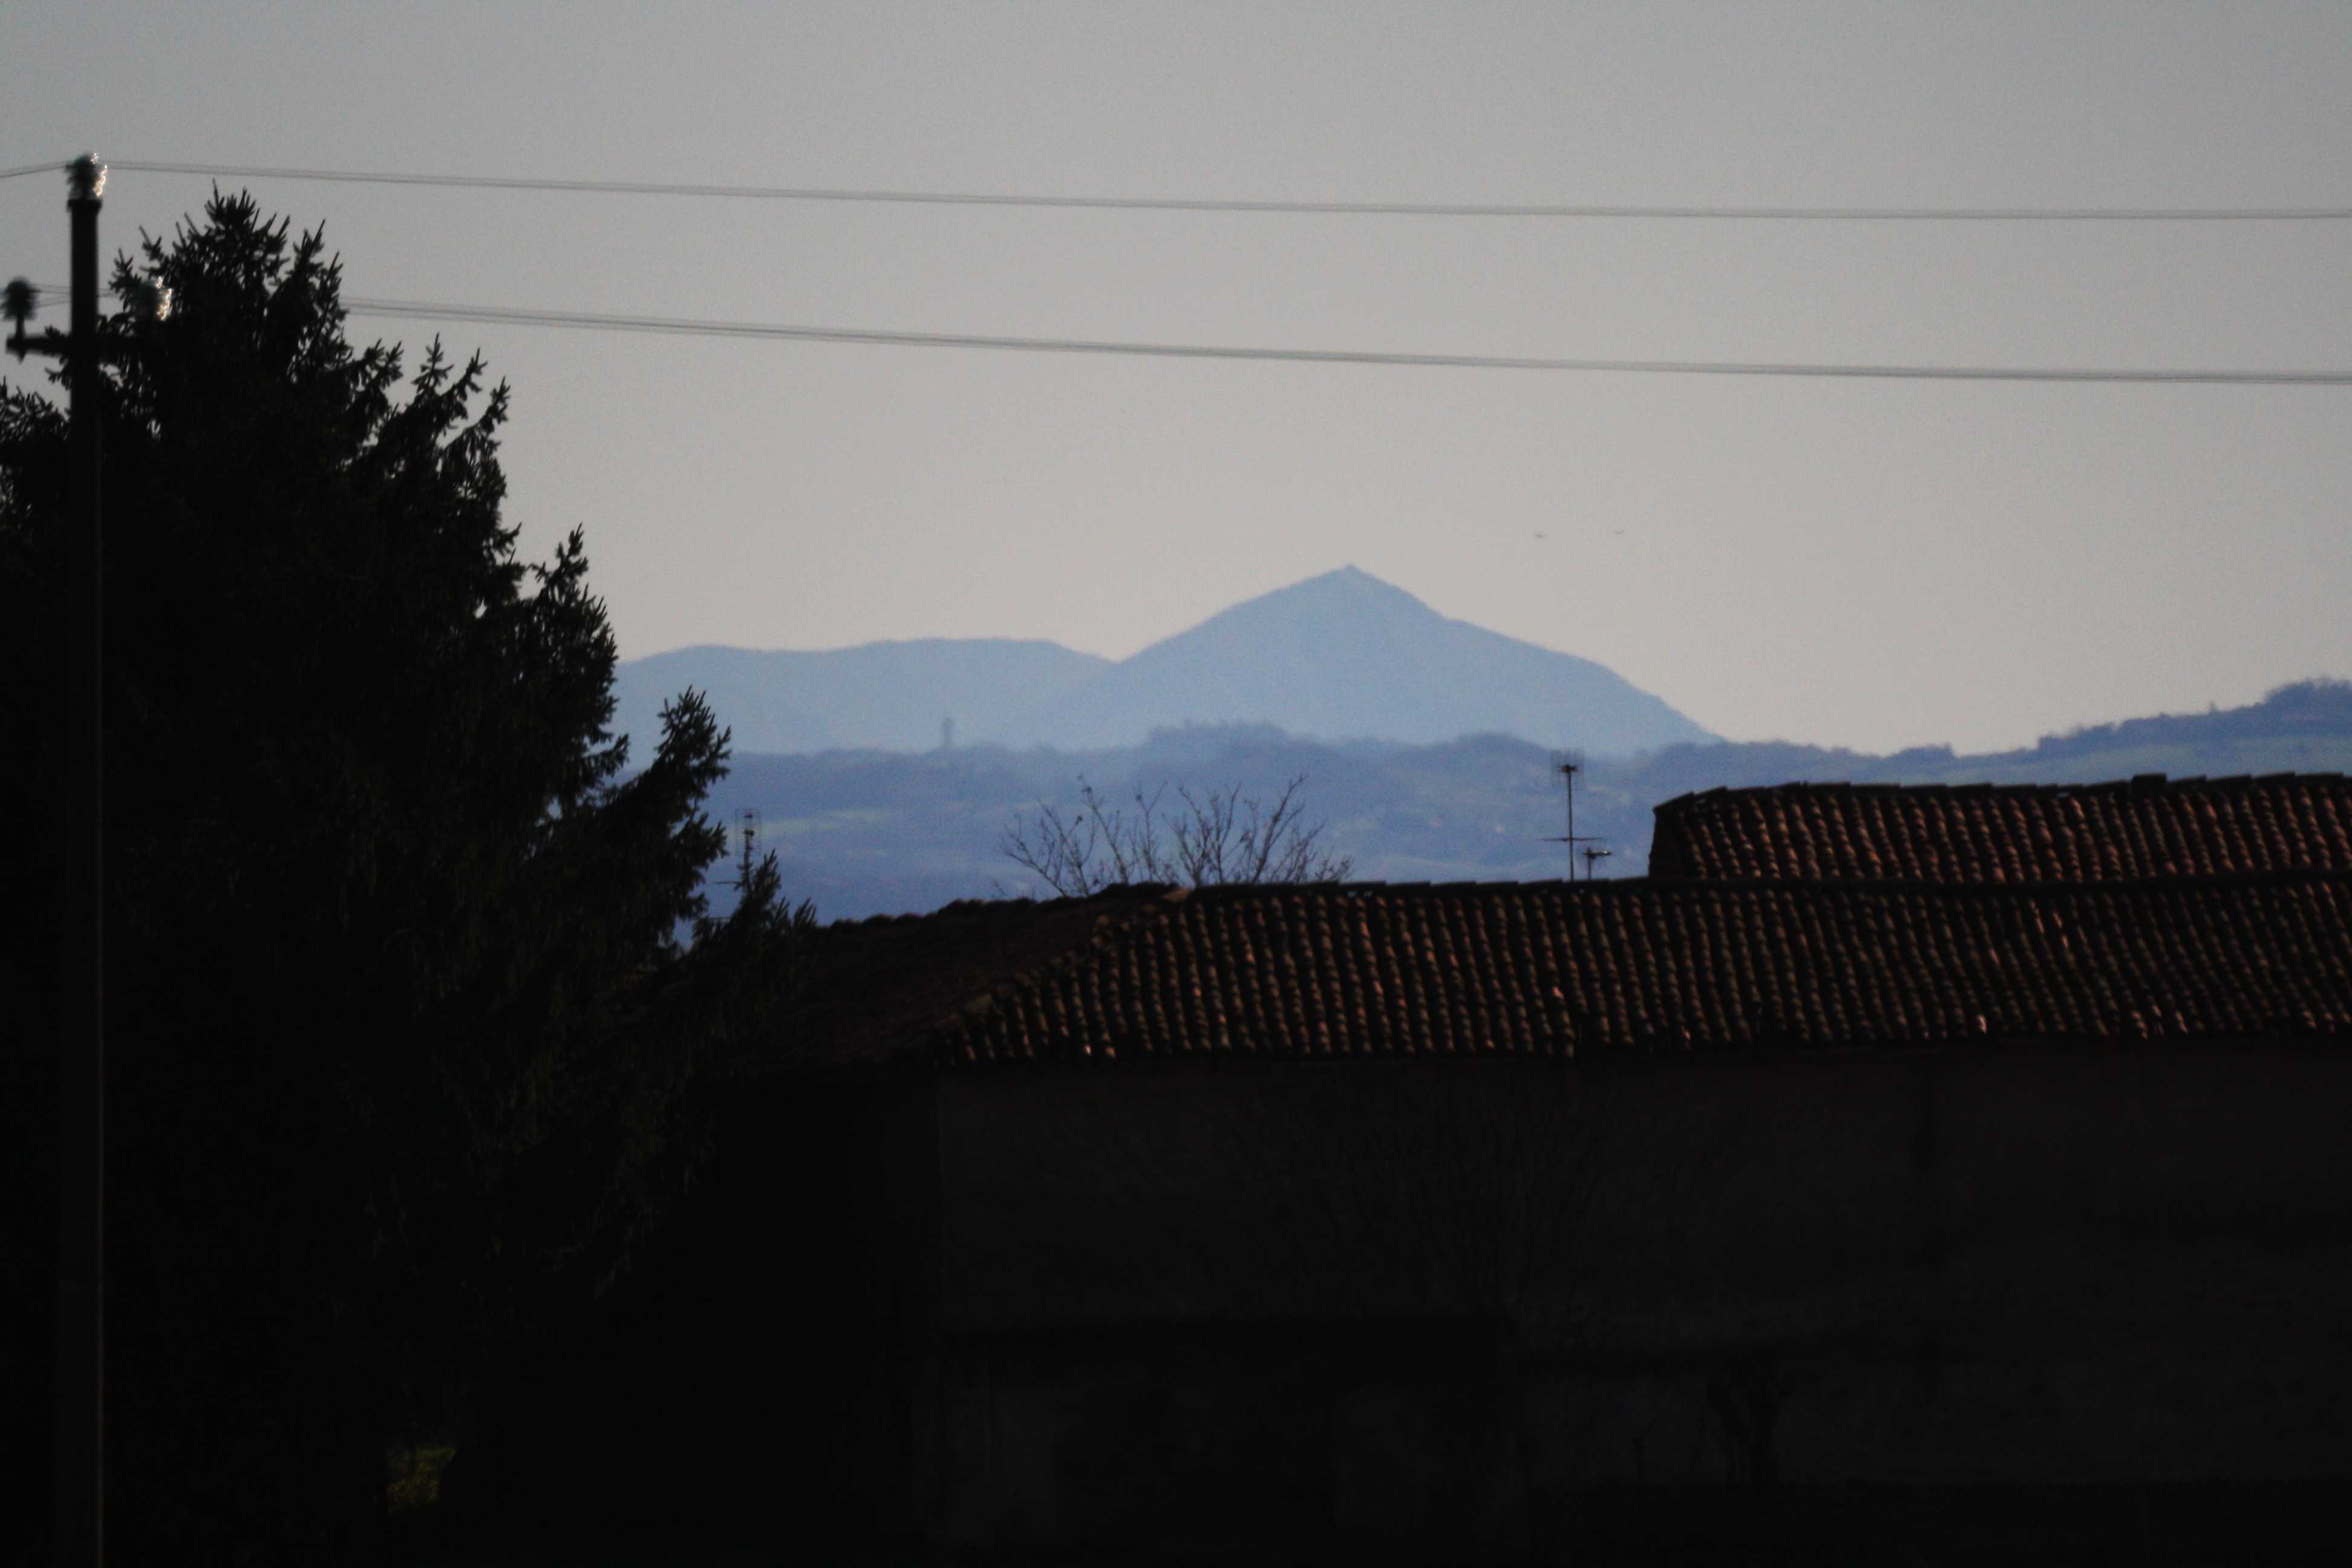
xmin=725 ymin=809 xmax=760 ymax=890
xmin=1541 ymin=750 xmax=1610 ymax=880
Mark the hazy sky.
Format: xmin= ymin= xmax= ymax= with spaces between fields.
xmin=8 ymin=2 xmax=2348 ymax=753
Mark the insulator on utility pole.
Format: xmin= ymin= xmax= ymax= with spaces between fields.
xmin=2 ymin=277 xmax=36 ymax=341
xmin=121 ymin=273 xmax=171 ymax=322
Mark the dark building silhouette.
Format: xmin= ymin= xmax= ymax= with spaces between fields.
xmin=472 ymin=774 xmax=2352 ymax=1563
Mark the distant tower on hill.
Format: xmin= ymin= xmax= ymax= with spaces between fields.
xmin=724 ymin=809 xmax=760 ymax=890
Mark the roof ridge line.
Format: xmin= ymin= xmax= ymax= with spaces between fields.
xmin=1172 ymin=867 xmax=2352 ymax=900
xmin=1653 ymin=769 xmax=2349 ymax=814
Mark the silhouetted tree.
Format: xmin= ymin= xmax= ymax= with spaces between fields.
xmin=1000 ymin=773 xmax=1354 ymax=897
xmin=0 ymin=193 xmax=809 ymax=1558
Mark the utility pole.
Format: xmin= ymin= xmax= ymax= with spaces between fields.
xmin=8 ymin=151 xmax=108 ymax=1568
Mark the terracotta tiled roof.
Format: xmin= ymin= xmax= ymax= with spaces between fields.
xmin=782 ymin=886 xmax=1180 ymax=1070
xmin=1648 ymin=774 xmax=2352 ymax=884
xmin=786 ymin=874 xmax=2352 ymax=1067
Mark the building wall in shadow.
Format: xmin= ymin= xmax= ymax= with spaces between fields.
xmin=924 ymin=1048 xmax=2352 ymax=1552
xmin=444 ymin=1045 xmax=2352 ymax=1560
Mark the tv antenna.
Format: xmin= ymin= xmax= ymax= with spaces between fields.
xmin=1541 ymin=751 xmax=1610 ymax=880
xmin=724 ymin=808 xmax=761 ymax=890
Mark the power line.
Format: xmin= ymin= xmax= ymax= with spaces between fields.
xmin=35 ymin=281 xmax=2352 ymax=384
xmin=338 ymin=296 xmax=2352 ymax=384
xmin=16 ymin=157 xmax=2348 ymax=222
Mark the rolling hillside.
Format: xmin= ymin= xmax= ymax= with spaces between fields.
xmin=700 ymin=681 xmax=2352 ymax=921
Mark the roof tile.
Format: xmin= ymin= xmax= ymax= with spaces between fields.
xmin=862 ymin=873 xmax=2352 ymax=1065
xmin=1650 ymin=774 xmax=2352 ymax=884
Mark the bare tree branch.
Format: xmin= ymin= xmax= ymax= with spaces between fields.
xmin=1001 ymin=773 xmax=1353 ymax=898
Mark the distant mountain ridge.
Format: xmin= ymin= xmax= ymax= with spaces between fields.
xmin=615 ymin=566 xmax=1713 ymax=759
xmin=991 ymin=567 xmax=1713 ymax=752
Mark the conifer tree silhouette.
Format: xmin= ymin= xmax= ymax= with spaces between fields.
xmin=0 ymin=192 xmax=809 ymax=1557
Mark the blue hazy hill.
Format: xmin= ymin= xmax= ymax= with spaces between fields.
xmin=618 ymin=566 xmax=1713 ymax=761
xmin=992 ymin=567 xmax=1715 ymax=753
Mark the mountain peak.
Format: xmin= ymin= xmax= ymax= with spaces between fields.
xmin=1218 ymin=565 xmax=1433 ymax=622
xmin=1292 ymin=563 xmax=1405 ymax=593
xmin=995 ymin=568 xmax=1714 ymax=753
xmin=617 ymin=567 xmax=1716 ymax=758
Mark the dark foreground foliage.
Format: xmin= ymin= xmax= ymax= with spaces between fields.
xmin=0 ymin=193 xmax=809 ymax=1559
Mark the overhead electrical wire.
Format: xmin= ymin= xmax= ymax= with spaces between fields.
xmin=30 ymin=280 xmax=2349 ymax=383
xmin=29 ymin=281 xmax=2351 ymax=384
xmin=6 ymin=157 xmax=2349 ymax=221
xmin=335 ymin=296 xmax=2352 ymax=384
